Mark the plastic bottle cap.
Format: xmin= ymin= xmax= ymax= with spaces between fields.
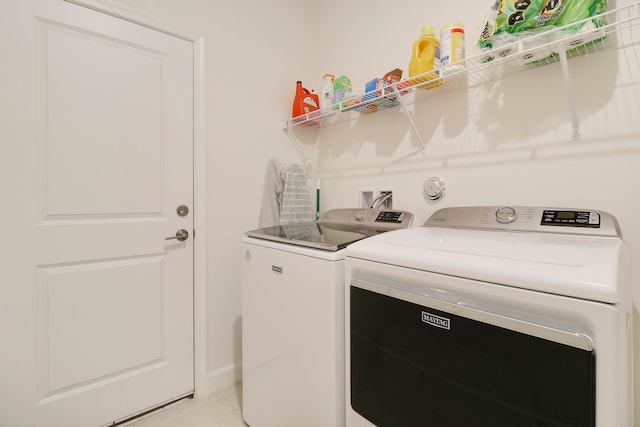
xmin=420 ymin=26 xmax=435 ymax=37
xmin=441 ymin=22 xmax=465 ymax=32
xmin=323 ymin=73 xmax=335 ymax=80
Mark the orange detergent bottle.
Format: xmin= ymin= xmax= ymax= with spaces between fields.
xmin=408 ymin=26 xmax=442 ymax=89
xmin=292 ymin=81 xmax=320 ymax=118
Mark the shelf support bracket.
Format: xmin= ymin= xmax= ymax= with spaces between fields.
xmin=556 ymin=41 xmax=581 ymax=137
xmin=392 ymin=86 xmax=427 ymax=153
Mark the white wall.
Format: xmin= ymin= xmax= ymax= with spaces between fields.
xmin=107 ymin=0 xmax=640 ymax=419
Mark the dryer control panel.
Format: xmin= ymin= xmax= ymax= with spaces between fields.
xmin=541 ymin=210 xmax=600 ymax=228
xmin=424 ymin=206 xmax=621 ymax=238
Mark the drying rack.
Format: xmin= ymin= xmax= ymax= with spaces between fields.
xmin=282 ymin=2 xmax=640 ymax=154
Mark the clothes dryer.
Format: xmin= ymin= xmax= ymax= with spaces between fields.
xmin=345 ymin=206 xmax=632 ymax=427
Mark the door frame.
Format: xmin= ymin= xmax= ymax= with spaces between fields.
xmin=62 ymin=0 xmax=209 ymax=397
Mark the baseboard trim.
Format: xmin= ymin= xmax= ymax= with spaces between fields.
xmin=206 ymin=362 xmax=242 ymax=395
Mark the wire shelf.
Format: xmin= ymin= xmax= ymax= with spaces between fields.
xmin=283 ymin=3 xmax=640 ymax=131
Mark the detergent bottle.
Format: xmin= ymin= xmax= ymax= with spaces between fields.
xmin=408 ymin=26 xmax=442 ymax=89
xmin=292 ymin=81 xmax=320 ymax=118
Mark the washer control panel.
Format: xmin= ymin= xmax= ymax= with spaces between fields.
xmin=425 ymin=206 xmax=621 ymax=237
xmin=319 ymin=208 xmax=414 ymax=231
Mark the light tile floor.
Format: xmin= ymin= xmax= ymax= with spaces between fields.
xmin=128 ymin=383 xmax=248 ymax=427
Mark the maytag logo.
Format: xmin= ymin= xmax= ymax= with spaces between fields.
xmin=421 ymin=311 xmax=451 ymax=330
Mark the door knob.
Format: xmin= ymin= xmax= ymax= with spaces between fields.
xmin=165 ymin=229 xmax=189 ymax=241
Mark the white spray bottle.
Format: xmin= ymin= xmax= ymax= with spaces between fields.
xmin=320 ymin=74 xmax=334 ymax=112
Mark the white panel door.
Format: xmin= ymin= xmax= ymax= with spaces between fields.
xmin=0 ymin=1 xmax=194 ymax=426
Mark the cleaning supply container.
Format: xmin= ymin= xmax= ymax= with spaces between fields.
xmin=292 ymin=80 xmax=320 ymax=119
xmin=408 ymin=26 xmax=441 ymax=89
xmin=440 ymin=22 xmax=465 ymax=72
xmin=333 ymin=75 xmax=352 ymax=110
xmin=320 ymin=74 xmax=335 ymax=112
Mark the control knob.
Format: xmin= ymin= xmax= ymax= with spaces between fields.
xmin=354 ymin=209 xmax=367 ymax=222
xmin=495 ymin=207 xmax=518 ymax=224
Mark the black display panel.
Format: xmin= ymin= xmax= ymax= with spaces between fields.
xmin=375 ymin=211 xmax=405 ymax=223
xmin=350 ymin=286 xmax=595 ymax=427
xmin=541 ymin=210 xmax=601 ymax=228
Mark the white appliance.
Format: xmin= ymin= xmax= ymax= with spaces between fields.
xmin=242 ymin=208 xmax=414 ymax=427
xmin=345 ymin=206 xmax=633 ymax=427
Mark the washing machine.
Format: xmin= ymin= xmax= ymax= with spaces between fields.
xmin=242 ymin=208 xmax=414 ymax=427
xmin=345 ymin=206 xmax=633 ymax=427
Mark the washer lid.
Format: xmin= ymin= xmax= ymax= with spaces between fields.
xmin=245 ymin=221 xmax=367 ymax=251
xmin=245 ymin=208 xmax=414 ymax=251
xmin=346 ymin=209 xmax=630 ymax=304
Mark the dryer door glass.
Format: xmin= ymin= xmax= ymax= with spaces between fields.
xmin=350 ymin=283 xmax=595 ymax=427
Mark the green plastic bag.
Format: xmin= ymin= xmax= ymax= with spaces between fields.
xmin=494 ymin=0 xmax=547 ymax=34
xmin=479 ymin=0 xmax=607 ymax=50
xmin=554 ymin=0 xmax=607 ymax=29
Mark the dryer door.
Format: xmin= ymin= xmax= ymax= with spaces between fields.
xmin=350 ymin=279 xmax=595 ymax=427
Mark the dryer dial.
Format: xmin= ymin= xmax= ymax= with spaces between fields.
xmin=496 ymin=207 xmax=518 ymax=224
